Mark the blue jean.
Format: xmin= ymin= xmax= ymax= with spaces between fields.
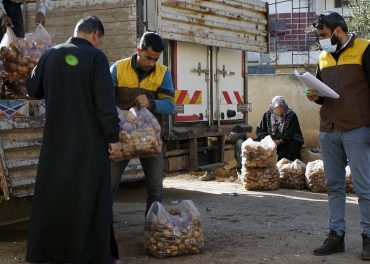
xmin=111 ymin=153 xmax=163 ymax=216
xmin=319 ymin=126 xmax=370 ymax=236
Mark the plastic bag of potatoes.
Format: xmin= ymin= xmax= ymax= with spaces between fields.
xmin=0 ymin=25 xmax=53 ymax=82
xmin=144 ymin=200 xmax=204 ymax=259
xmin=345 ymin=166 xmax=355 ymax=194
xmin=277 ymin=158 xmax=306 ymax=189
xmin=305 ymin=160 xmax=327 ymax=193
xmin=241 ymin=166 xmax=280 ymax=191
xmin=241 ymin=136 xmax=278 ymax=167
xmin=112 ymin=107 xmax=162 ymax=161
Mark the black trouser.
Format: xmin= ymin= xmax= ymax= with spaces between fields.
xmin=0 ymin=0 xmax=24 ymax=40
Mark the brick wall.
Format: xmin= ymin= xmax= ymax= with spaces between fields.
xmin=269 ymin=12 xmax=318 ymax=52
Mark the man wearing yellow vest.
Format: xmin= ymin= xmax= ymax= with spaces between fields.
xmin=110 ymin=32 xmax=175 ymax=216
xmin=306 ymin=11 xmax=370 ymax=260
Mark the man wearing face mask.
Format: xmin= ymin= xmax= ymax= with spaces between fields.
xmin=306 ymin=11 xmax=370 ymax=260
xmin=110 ymin=31 xmax=175 ymax=217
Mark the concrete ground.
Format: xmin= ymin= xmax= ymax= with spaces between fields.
xmin=0 ymin=174 xmax=365 ymax=264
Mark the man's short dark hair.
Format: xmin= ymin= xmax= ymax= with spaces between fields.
xmin=139 ymin=32 xmax=164 ymax=52
xmin=312 ymin=11 xmax=348 ymax=33
xmin=76 ymin=16 xmax=104 ymax=37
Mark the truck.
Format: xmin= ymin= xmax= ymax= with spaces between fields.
xmin=0 ymin=0 xmax=269 ymax=225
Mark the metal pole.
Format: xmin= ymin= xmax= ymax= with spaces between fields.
xmin=215 ymin=47 xmax=220 ymax=129
xmin=244 ymin=51 xmax=248 ymax=124
xmin=275 ymin=0 xmax=278 ymax=69
xmin=207 ymin=46 xmax=212 ymax=127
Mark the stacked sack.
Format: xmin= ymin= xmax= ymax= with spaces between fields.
xmin=345 ymin=166 xmax=355 ymax=194
xmin=277 ymin=158 xmax=306 ymax=189
xmin=305 ymin=160 xmax=327 ymax=193
xmin=241 ymin=136 xmax=279 ymax=191
xmin=144 ymin=200 xmax=204 ymax=259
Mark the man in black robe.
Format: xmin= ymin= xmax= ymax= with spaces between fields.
xmin=25 ymin=16 xmax=122 ymax=264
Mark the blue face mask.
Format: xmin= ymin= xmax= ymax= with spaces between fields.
xmin=319 ymin=31 xmax=338 ymax=53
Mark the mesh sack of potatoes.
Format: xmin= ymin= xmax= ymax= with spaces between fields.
xmin=277 ymin=158 xmax=306 ymax=189
xmin=144 ymin=200 xmax=204 ymax=259
xmin=0 ymin=25 xmax=53 ymax=82
xmin=345 ymin=166 xmax=355 ymax=194
xmin=112 ymin=106 xmax=162 ymax=161
xmin=241 ymin=136 xmax=278 ymax=168
xmin=305 ymin=160 xmax=327 ymax=193
xmin=241 ymin=166 xmax=280 ymax=191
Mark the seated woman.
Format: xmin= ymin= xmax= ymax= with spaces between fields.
xmin=255 ymin=96 xmax=304 ymax=161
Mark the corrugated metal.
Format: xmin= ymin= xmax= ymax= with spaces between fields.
xmin=157 ymin=0 xmax=269 ymax=52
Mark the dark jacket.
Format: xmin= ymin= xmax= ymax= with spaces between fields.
xmin=315 ymin=36 xmax=370 ymax=132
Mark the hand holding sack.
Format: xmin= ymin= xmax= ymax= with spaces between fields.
xmin=277 ymin=158 xmax=306 ymax=189
xmin=241 ymin=136 xmax=280 ymax=191
xmin=0 ymin=25 xmax=53 ymax=82
xmin=112 ymin=107 xmax=162 ymax=161
xmin=144 ymin=200 xmax=204 ymax=259
xmin=305 ymin=160 xmax=327 ymax=193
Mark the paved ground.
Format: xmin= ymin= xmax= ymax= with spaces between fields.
xmin=0 ymin=174 xmax=365 ymax=264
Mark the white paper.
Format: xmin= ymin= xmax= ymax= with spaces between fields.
xmin=294 ymin=69 xmax=340 ymax=99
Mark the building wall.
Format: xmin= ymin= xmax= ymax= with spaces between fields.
xmin=269 ymin=11 xmax=317 ymax=53
xmin=248 ymin=74 xmax=321 ymax=148
xmin=24 ymin=0 xmax=138 ymax=62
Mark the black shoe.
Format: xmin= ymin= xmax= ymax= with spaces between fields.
xmin=313 ymin=230 xmax=345 ymax=256
xmin=362 ymin=234 xmax=370 ymax=260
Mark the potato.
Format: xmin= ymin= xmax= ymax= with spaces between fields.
xmin=278 ymin=159 xmax=306 ymax=189
xmin=242 ymin=166 xmax=280 ymax=191
xmin=27 ymin=56 xmax=36 ymax=63
xmin=144 ymin=201 xmax=204 ymax=258
xmin=4 ymin=48 xmax=18 ymax=62
xmin=17 ymin=66 xmax=29 ymax=75
xmin=3 ymin=62 xmax=17 ymax=72
xmin=18 ymin=57 xmax=29 ymax=66
xmin=305 ymin=161 xmax=327 ymax=193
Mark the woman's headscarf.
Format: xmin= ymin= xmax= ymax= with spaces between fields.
xmin=269 ymin=96 xmax=292 ymax=137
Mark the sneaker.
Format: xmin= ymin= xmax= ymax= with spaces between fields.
xmin=199 ymin=170 xmax=216 ymax=181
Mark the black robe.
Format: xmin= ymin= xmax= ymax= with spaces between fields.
xmin=255 ymin=110 xmax=304 ymax=161
xmin=25 ymin=38 xmax=120 ymax=263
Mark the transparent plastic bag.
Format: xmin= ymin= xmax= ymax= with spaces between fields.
xmin=278 ymin=159 xmax=306 ymax=189
xmin=0 ymin=24 xmax=54 ymax=82
xmin=242 ymin=166 xmax=280 ymax=191
xmin=241 ymin=136 xmax=278 ymax=168
xmin=144 ymin=201 xmax=204 ymax=259
xmin=0 ymin=27 xmax=20 ymax=82
xmin=305 ymin=160 xmax=327 ymax=193
xmin=113 ymin=107 xmax=162 ymax=161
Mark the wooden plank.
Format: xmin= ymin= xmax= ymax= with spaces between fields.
xmin=24 ymin=0 xmax=138 ymax=62
xmin=160 ymin=31 xmax=267 ymax=53
xmin=25 ymin=7 xmax=136 ymax=27
xmin=24 ymin=21 xmax=136 ymax=38
xmin=158 ymin=0 xmax=268 ymax=52
xmin=25 ymin=0 xmax=136 ymax=13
